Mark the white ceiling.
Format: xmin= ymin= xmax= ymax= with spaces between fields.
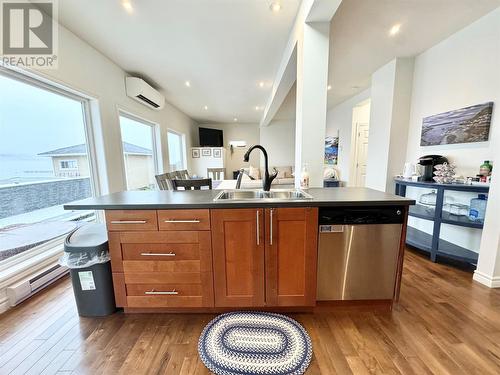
xmin=57 ymin=0 xmax=300 ymax=123
xmin=327 ymin=0 xmax=500 ymax=108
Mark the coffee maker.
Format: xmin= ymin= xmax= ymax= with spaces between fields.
xmin=418 ymin=155 xmax=448 ymax=181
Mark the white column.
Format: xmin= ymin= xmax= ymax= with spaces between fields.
xmin=474 ymin=146 xmax=500 ymax=287
xmin=294 ymin=22 xmax=330 ymax=187
xmin=365 ymin=58 xmax=414 ymax=192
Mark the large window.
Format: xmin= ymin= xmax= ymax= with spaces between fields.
xmin=167 ymin=130 xmax=186 ymax=171
xmin=119 ymin=113 xmax=158 ymax=190
xmin=0 ymin=71 xmax=97 ymax=264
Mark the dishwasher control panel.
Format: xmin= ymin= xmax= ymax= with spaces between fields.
xmin=319 ymin=224 xmax=344 ymax=233
xmin=319 ymin=206 xmax=404 ymax=225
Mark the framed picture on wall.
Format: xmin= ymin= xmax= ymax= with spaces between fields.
xmin=202 ymin=148 xmax=212 ymax=157
xmin=191 ymin=149 xmax=200 ymax=158
xmin=420 ymin=102 xmax=493 ymax=146
xmin=324 ymin=136 xmax=339 ymax=165
xmin=213 ymin=149 xmax=221 ymax=158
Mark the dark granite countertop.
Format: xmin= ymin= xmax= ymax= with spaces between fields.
xmin=64 ymin=187 xmax=415 ymax=210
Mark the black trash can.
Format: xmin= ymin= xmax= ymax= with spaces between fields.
xmin=61 ymin=223 xmax=116 ymax=317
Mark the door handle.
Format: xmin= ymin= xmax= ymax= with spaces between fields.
xmin=270 ymin=208 xmax=274 ymax=245
xmin=164 ymin=219 xmax=200 ymax=223
xmin=140 ymin=252 xmax=176 ymax=257
xmin=256 ymin=210 xmax=260 ymax=245
xmin=145 ymin=289 xmax=178 ymax=295
xmin=110 ymin=220 xmax=147 ymax=224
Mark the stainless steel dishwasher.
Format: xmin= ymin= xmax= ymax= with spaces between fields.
xmin=317 ymin=206 xmax=403 ymax=301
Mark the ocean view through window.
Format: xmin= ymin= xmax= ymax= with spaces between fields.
xmin=0 ymin=72 xmax=96 ymax=263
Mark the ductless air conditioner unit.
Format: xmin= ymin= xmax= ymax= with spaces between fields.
xmin=125 ymin=77 xmax=165 ymax=110
xmin=7 ymin=264 xmax=69 ymax=307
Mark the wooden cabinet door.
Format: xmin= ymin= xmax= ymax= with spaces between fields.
xmin=265 ymin=207 xmax=318 ymax=306
xmin=211 ymin=209 xmax=265 ymax=307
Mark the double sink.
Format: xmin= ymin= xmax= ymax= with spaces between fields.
xmin=214 ymin=189 xmax=313 ymax=202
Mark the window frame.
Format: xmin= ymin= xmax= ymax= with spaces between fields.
xmin=167 ymin=128 xmax=187 ymax=171
xmin=118 ymin=109 xmax=160 ymax=190
xmin=0 ymin=66 xmax=101 ymax=271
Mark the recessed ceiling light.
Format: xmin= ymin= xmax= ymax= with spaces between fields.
xmin=327 ymin=85 xmax=332 ymax=91
xmin=233 ymin=117 xmax=238 ymax=122
xmin=203 ymin=105 xmax=208 ymax=110
xmin=121 ymin=0 xmax=133 ymax=13
xmin=255 ymin=106 xmax=260 ymax=111
xmin=185 ymin=81 xmax=191 ymax=87
xmin=269 ymin=2 xmax=281 ymax=12
xmin=259 ymin=81 xmax=265 ymax=88
xmin=389 ymin=23 xmax=401 ymax=36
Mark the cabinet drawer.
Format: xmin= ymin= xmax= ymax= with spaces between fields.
xmin=122 ymin=243 xmax=200 ymax=261
xmin=126 ymin=284 xmax=204 ymax=307
xmin=126 ymin=295 xmax=204 ymax=308
xmin=106 ymin=210 xmax=158 ymax=231
xmin=120 ymin=231 xmax=200 ymax=244
xmin=127 ymin=284 xmax=205 ymax=307
xmin=158 ymin=209 xmax=210 ymax=231
xmin=124 ymin=272 xmax=202 ymax=284
xmin=126 ymin=283 xmax=202 ymax=296
xmin=123 ymin=260 xmax=200 ymax=273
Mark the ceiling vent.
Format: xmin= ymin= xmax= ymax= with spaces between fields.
xmin=125 ymin=77 xmax=165 ymax=110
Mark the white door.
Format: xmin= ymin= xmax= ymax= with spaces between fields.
xmin=355 ymin=123 xmax=369 ymax=187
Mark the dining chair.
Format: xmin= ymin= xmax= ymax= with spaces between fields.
xmin=171 ymin=178 xmax=212 ymax=190
xmin=207 ymin=168 xmax=225 ymax=180
xmin=174 ymin=169 xmax=190 ymax=179
xmin=155 ymin=172 xmax=177 ymax=190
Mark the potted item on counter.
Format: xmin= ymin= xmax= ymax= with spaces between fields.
xmin=479 ymin=160 xmax=493 ymax=176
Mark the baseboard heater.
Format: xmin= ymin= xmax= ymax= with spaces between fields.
xmin=6 ymin=264 xmax=69 ymax=307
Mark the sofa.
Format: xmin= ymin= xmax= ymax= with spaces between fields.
xmin=240 ymin=165 xmax=295 ymax=188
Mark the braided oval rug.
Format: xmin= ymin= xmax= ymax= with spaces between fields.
xmin=198 ymin=311 xmax=313 ymax=375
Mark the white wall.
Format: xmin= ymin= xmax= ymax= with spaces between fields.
xmin=260 ymin=120 xmax=296 ymax=167
xmin=405 ymin=8 xmax=500 ymax=177
xmin=197 ymin=123 xmax=261 ymax=174
xmin=32 ymin=23 xmax=197 ymax=193
xmin=294 ymin=21 xmax=330 ymax=187
xmin=365 ymin=58 xmax=414 ymax=192
xmin=326 ymin=88 xmax=370 ymax=184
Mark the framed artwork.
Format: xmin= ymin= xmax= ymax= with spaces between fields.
xmin=191 ymin=149 xmax=200 ymax=158
xmin=202 ymin=148 xmax=212 ymax=157
xmin=213 ymin=148 xmax=221 ymax=158
xmin=421 ymin=102 xmax=493 ymax=146
xmin=324 ymin=136 xmax=338 ymax=165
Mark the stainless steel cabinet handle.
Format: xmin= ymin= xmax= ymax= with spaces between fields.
xmin=164 ymin=219 xmax=200 ymax=223
xmin=270 ymin=209 xmax=274 ymax=245
xmin=110 ymin=220 xmax=147 ymax=224
xmin=145 ymin=290 xmax=178 ymax=295
xmin=140 ymin=252 xmax=176 ymax=257
xmin=256 ymin=210 xmax=260 ymax=245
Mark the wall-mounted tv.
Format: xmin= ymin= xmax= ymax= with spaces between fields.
xmin=199 ymin=127 xmax=223 ymax=147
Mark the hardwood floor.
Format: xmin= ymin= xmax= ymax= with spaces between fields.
xmin=1 ymin=249 xmax=500 ymax=374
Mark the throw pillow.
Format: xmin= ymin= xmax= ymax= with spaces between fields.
xmin=274 ymin=166 xmax=293 ymax=179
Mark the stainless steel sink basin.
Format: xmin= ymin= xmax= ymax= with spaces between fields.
xmin=214 ymin=189 xmax=313 ymax=201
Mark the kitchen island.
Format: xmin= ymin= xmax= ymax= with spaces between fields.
xmin=65 ymin=187 xmax=414 ymax=313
